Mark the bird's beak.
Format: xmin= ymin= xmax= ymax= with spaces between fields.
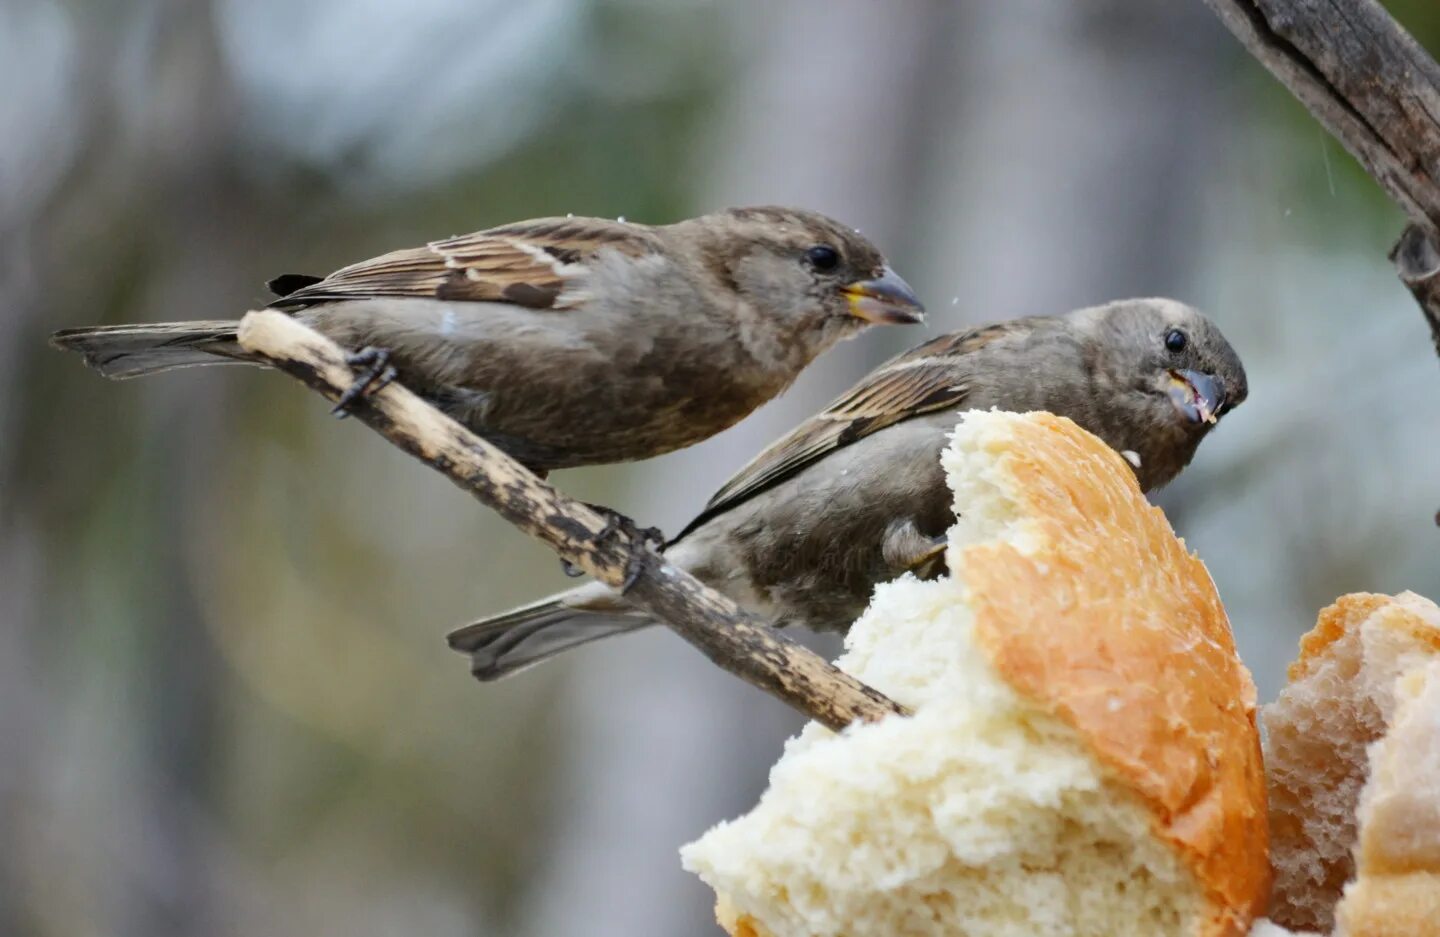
xmin=1167 ymin=369 xmax=1225 ymax=425
xmin=842 ymin=266 xmax=925 ymax=325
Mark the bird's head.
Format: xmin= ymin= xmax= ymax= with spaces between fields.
xmin=1078 ymin=298 xmax=1248 ymax=489
xmin=681 ymin=206 xmax=925 ymax=361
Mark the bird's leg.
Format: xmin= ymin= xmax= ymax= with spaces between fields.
xmin=882 ymin=519 xmax=949 ymax=580
xmin=561 ymin=504 xmax=665 ymax=592
xmin=332 ymin=346 xmax=398 ymax=418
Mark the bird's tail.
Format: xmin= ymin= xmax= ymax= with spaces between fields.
xmin=50 ymin=320 xmax=253 ymax=379
xmin=447 ymin=591 xmax=653 ymax=681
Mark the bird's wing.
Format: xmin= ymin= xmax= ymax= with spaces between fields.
xmin=267 ymin=217 xmax=659 ymax=311
xmin=675 ymin=324 xmax=1014 ymax=540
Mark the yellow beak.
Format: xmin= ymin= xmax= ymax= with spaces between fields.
xmin=842 ymin=266 xmax=925 ymax=325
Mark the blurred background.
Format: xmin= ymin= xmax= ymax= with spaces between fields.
xmin=3 ymin=1 xmax=1438 ymax=934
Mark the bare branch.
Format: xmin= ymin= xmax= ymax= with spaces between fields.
xmin=235 ymin=310 xmax=908 ymax=731
xmin=1202 ymin=0 xmax=1440 ymax=353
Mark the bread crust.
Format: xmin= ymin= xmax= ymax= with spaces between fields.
xmin=963 ymin=413 xmax=1270 ymax=936
xmin=1285 ymin=593 xmax=1391 ymax=682
xmin=1289 ymin=592 xmax=1440 ymax=683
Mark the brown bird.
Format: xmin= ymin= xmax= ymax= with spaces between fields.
xmin=51 ymin=206 xmax=922 ymax=472
xmin=448 ymin=297 xmax=1249 ymax=679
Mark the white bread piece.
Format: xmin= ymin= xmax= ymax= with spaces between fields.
xmin=1262 ymin=591 xmax=1440 ymax=933
xmin=1333 ymin=659 xmax=1440 ymax=936
xmin=682 ymin=410 xmax=1269 ymax=937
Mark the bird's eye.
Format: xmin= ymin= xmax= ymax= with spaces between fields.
xmin=804 ymin=245 xmax=840 ymax=271
xmin=1164 ymin=329 xmax=1188 ymax=353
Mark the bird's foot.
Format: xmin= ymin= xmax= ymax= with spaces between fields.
xmin=560 ymin=505 xmax=665 ymax=593
xmin=907 ymin=535 xmax=949 ymax=580
xmin=332 ymin=346 xmax=398 ymax=418
xmin=882 ymin=519 xmax=949 ymax=580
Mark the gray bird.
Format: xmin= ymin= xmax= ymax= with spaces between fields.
xmin=51 ymin=206 xmax=922 ymax=473
xmin=448 ymin=297 xmax=1248 ymax=679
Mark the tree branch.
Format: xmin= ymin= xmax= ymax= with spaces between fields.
xmin=235 ymin=310 xmax=908 ymax=731
xmin=1202 ymin=0 xmax=1440 ymax=354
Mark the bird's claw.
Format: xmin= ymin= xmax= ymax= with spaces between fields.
xmin=559 ymin=506 xmax=664 ymax=593
xmin=883 ymin=519 xmax=949 ymax=581
xmin=908 ymin=535 xmax=949 ymax=580
xmin=619 ymin=522 xmax=665 ymax=593
xmin=332 ymin=346 xmax=397 ymax=418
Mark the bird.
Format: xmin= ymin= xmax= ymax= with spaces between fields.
xmin=51 ymin=206 xmax=923 ymax=473
xmin=448 ymin=297 xmax=1249 ymax=680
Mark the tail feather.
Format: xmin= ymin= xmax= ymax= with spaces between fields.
xmin=267 ymin=273 xmax=323 ymax=297
xmin=447 ymin=596 xmax=653 ymax=681
xmin=51 ymin=321 xmax=251 ymax=379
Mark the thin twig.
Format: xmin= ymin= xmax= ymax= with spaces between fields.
xmin=236 ymin=310 xmax=908 ymax=731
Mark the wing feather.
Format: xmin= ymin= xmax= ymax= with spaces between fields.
xmin=268 ymin=217 xmax=658 ymax=310
xmin=675 ymin=324 xmax=1014 ymax=540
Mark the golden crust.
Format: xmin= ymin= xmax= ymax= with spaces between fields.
xmin=962 ymin=413 xmax=1270 ymax=937
xmin=1286 ymin=593 xmax=1390 ymax=681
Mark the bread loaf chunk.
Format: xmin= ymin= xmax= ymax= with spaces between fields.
xmin=1333 ymin=658 xmax=1440 ymax=936
xmin=1262 ymin=591 xmax=1440 ymax=933
xmin=682 ymin=410 xmax=1269 ymax=937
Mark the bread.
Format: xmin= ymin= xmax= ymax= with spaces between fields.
xmin=681 ymin=410 xmax=1270 ymax=937
xmin=1335 ymin=659 xmax=1440 ymax=935
xmin=1262 ymin=591 xmax=1440 ymax=933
